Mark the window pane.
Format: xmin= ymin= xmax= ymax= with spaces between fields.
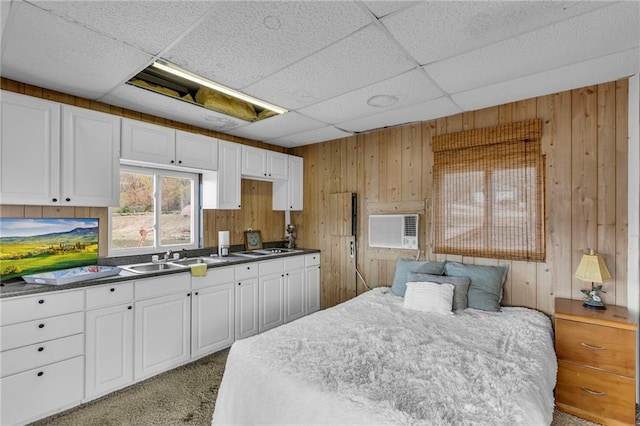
xmin=112 ymin=171 xmax=154 ymax=249
xmin=442 ymin=170 xmax=484 ymax=250
xmin=160 ymin=175 xmax=193 ymax=246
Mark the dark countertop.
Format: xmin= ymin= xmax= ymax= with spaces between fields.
xmin=0 ymin=248 xmax=320 ymax=299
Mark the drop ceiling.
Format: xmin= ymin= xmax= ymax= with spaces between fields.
xmin=1 ymin=1 xmax=638 ymax=148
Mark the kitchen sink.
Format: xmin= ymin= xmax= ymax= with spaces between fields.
xmin=120 ymin=262 xmax=187 ymax=274
xmin=170 ymin=256 xmax=228 ymax=266
xmin=233 ymin=248 xmax=302 ymax=258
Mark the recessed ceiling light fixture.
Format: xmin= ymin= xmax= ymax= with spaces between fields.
xmin=151 ymin=60 xmax=288 ymax=116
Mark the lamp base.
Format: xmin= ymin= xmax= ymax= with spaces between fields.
xmin=583 ymin=300 xmax=607 ymax=310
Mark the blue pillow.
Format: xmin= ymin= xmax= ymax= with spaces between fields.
xmin=443 ymin=261 xmax=508 ymax=312
xmin=390 ymin=258 xmax=444 ymax=296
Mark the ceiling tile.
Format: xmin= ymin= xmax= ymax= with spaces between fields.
xmin=102 ymin=84 xmax=245 ymax=133
xmin=244 ymin=24 xmax=415 ymax=110
xmin=223 ymin=112 xmax=326 ymax=142
xmin=337 ymin=96 xmax=461 ymax=133
xmin=299 ymin=69 xmax=443 ymax=124
xmin=29 ymin=1 xmax=215 ymax=55
xmin=424 ymin=2 xmax=640 ymax=94
xmin=382 ymin=1 xmax=609 ymax=65
xmin=267 ymin=126 xmax=353 ymax=148
xmin=0 ymin=2 xmax=152 ymax=100
xmin=163 ymin=1 xmax=371 ymax=89
xmin=452 ymin=48 xmax=640 ymax=112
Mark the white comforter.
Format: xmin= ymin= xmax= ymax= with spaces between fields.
xmin=212 ymin=288 xmax=557 ymax=426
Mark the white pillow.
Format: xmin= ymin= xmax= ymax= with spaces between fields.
xmin=404 ymin=281 xmax=455 ymax=314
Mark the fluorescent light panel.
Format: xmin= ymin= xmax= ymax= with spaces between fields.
xmin=151 ymin=60 xmax=288 ymax=115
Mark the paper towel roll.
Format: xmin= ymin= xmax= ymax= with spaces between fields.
xmin=218 ymin=230 xmax=230 ymax=246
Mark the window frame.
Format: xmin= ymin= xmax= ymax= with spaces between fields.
xmin=108 ymin=164 xmax=200 ymax=257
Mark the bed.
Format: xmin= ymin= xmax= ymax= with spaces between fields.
xmin=212 ymin=285 xmax=557 ymax=425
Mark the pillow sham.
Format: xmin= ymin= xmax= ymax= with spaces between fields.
xmin=391 ymin=258 xmax=445 ymax=297
xmin=443 ymin=261 xmax=508 ymax=312
xmin=404 ymin=281 xmax=454 ymax=314
xmin=407 ymin=272 xmax=470 ymax=311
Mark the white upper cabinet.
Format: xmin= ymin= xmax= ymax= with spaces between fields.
xmin=202 ymin=140 xmax=242 ymax=209
xmin=121 ymin=119 xmax=218 ymax=171
xmin=273 ymin=155 xmax=303 ymax=211
xmin=0 ymin=92 xmax=120 ymax=206
xmin=241 ymin=146 xmax=288 ymax=180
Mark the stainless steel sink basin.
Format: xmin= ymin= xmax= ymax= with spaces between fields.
xmin=170 ymin=257 xmax=228 ymax=266
xmin=120 ymin=262 xmax=187 ymax=274
xmin=234 ymin=248 xmax=302 ymax=258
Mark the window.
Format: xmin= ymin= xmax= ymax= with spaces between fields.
xmin=109 ymin=165 xmax=199 ymax=255
xmin=432 ymin=119 xmax=544 ymax=261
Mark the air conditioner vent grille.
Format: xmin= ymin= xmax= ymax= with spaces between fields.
xmin=404 ymin=215 xmax=417 ymax=237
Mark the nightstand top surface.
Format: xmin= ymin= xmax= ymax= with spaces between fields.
xmin=555 ymin=297 xmax=637 ymax=330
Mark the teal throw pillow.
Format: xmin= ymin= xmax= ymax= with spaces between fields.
xmin=443 ymin=261 xmax=508 ymax=312
xmin=390 ymin=258 xmax=444 ymax=297
xmin=407 ymin=272 xmax=470 ymax=311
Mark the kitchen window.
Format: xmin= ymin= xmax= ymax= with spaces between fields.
xmin=109 ymin=165 xmax=199 ymax=255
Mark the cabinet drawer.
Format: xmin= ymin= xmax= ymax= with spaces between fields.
xmin=556 ymin=360 xmax=635 ymax=425
xmin=305 ymin=253 xmax=320 ymax=267
xmin=235 ymin=263 xmax=258 ymax=280
xmin=259 ymin=259 xmax=284 ymax=276
xmin=135 ymin=274 xmax=190 ymax=300
xmin=1 ymin=356 xmax=84 ymax=426
xmin=555 ymin=318 xmax=635 ymax=377
xmin=284 ymin=255 xmax=305 ymax=270
xmin=0 ymin=333 xmax=84 ymax=378
xmin=1 ymin=290 xmax=85 ymax=325
xmin=0 ymin=311 xmax=84 ymax=351
xmin=86 ymin=281 xmax=134 ymax=309
xmin=192 ymin=266 xmax=235 ymax=289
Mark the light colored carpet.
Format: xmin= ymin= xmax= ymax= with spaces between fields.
xmin=32 ymin=349 xmax=637 ymax=425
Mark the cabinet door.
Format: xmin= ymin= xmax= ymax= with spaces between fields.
xmin=191 ymin=283 xmax=234 ymax=358
xmin=235 ymin=278 xmax=258 ymax=340
xmin=288 ymin=156 xmax=304 ymax=210
xmin=305 ymin=265 xmax=321 ymax=314
xmin=267 ymin=151 xmax=288 ymax=180
xmin=121 ymin=118 xmax=175 ymax=166
xmin=284 ymin=269 xmax=305 ymax=323
xmin=175 ymin=130 xmax=218 ymax=170
xmin=61 ymin=105 xmax=120 ymax=206
xmin=0 ymin=91 xmax=60 ymax=205
xmin=217 ymin=140 xmax=242 ymax=209
xmin=241 ymin=145 xmax=267 ymax=177
xmin=85 ymin=304 xmax=134 ymax=399
xmin=259 ymin=273 xmax=284 ymax=333
xmin=134 ymin=292 xmax=190 ymax=380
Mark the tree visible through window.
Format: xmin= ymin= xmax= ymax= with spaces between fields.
xmin=110 ymin=166 xmax=199 ymax=254
xmin=432 ymin=120 xmax=545 ymax=262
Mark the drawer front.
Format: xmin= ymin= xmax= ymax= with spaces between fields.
xmin=0 ymin=333 xmax=84 ymax=378
xmin=192 ymin=266 xmax=235 ymax=289
xmin=305 ymin=253 xmax=320 ymax=267
xmin=284 ymin=255 xmax=305 ymax=271
xmin=556 ymin=360 xmax=636 ymax=425
xmin=1 ymin=290 xmax=85 ymax=325
xmin=86 ymin=281 xmax=134 ymax=309
xmin=0 ymin=311 xmax=84 ymax=351
xmin=135 ymin=274 xmax=190 ymax=300
xmin=555 ymin=319 xmax=635 ymax=377
xmin=235 ymin=263 xmax=258 ymax=280
xmin=259 ymin=259 xmax=284 ymax=276
xmin=1 ymin=356 xmax=84 ymax=426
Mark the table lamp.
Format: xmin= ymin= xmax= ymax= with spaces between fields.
xmin=575 ymin=249 xmax=612 ymax=310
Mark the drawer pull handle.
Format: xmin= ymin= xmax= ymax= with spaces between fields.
xmin=38 ymin=299 xmax=45 ymax=304
xmin=581 ymin=342 xmax=605 ymax=350
xmin=110 ymin=288 xmax=115 ymax=292
xmin=37 ymin=347 xmax=44 ymax=352
xmin=37 ymin=371 xmax=44 ymax=377
xmin=580 ymin=387 xmax=605 ymax=396
xmin=38 ymin=323 xmax=45 ymax=329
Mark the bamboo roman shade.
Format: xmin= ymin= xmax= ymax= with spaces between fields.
xmin=432 ymin=119 xmax=544 ymax=261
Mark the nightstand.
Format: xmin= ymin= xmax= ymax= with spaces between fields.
xmin=555 ymin=298 xmax=637 ymax=425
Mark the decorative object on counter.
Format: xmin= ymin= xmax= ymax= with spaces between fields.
xmin=285 ymin=224 xmax=296 ymax=249
xmin=244 ymin=229 xmax=263 ymax=250
xmin=575 ymin=248 xmax=612 ymax=310
xmin=218 ymin=231 xmax=230 ymax=257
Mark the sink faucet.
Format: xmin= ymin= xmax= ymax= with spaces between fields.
xmin=164 ymin=250 xmax=173 ymax=261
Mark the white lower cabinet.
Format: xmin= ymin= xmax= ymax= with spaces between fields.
xmin=134 ymin=292 xmax=191 ymax=380
xmin=191 ymin=283 xmax=235 ymax=357
xmin=284 ymin=268 xmax=306 ymax=323
xmin=305 ymin=254 xmax=321 ymax=314
xmin=258 ymin=259 xmax=285 ymax=333
xmin=235 ymin=278 xmax=259 ymax=340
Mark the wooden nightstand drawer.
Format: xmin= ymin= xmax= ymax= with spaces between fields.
xmin=556 ymin=360 xmax=635 ymax=425
xmin=555 ymin=318 xmax=635 ymax=377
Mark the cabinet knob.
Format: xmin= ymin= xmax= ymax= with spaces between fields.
xmin=110 ymin=288 xmax=115 ymax=292
xmin=178 ymin=160 xmax=182 ymax=164
xmin=187 ymin=293 xmax=191 ymax=297
xmin=195 ymin=292 xmax=199 ymax=296
xmin=65 ymin=197 xmax=71 ymax=202
xmin=37 ymin=371 xmax=44 ymax=377
xmin=38 ymin=299 xmax=45 ymax=304
xmin=52 ymin=198 xmax=58 ymax=202
xmin=37 ymin=347 xmax=44 ymax=352
xmin=128 ymin=306 xmax=132 ymax=310
xmin=238 ymin=282 xmax=241 ymax=286
xmin=38 ymin=323 xmax=45 ymax=329
xmin=170 ymin=160 xmax=175 ymax=164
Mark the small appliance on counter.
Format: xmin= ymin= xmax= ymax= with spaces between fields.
xmin=218 ymin=230 xmax=230 ymax=257
xmin=285 ymin=224 xmax=296 ymax=249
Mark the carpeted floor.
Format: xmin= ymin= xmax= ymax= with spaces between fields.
xmin=32 ymin=348 xmax=638 ymax=425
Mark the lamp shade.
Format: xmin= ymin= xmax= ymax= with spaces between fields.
xmin=575 ymin=251 xmax=612 ymax=283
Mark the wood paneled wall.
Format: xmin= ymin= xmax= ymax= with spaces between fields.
xmin=0 ymin=78 xmax=287 ymax=255
xmin=293 ymin=79 xmax=629 ymax=315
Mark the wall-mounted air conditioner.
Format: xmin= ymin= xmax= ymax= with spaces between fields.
xmin=368 ymin=214 xmax=418 ymax=249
